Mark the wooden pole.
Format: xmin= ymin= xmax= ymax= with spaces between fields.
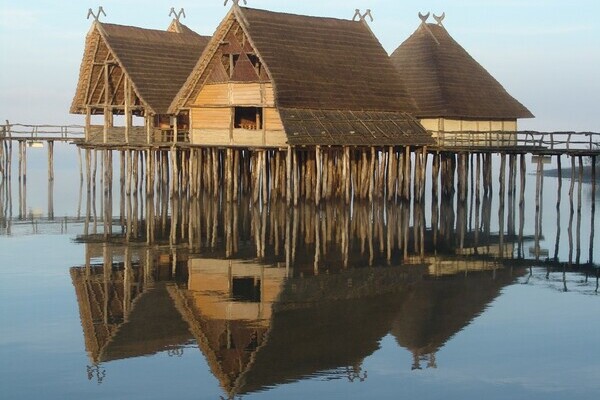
xmin=590 ymin=156 xmax=596 ymax=264
xmin=286 ymin=146 xmax=292 ymax=205
xmin=262 ymin=150 xmax=268 ymax=204
xmin=498 ymin=153 xmax=506 ymax=257
xmin=369 ymin=147 xmax=376 ymax=202
xmin=85 ymin=107 xmax=91 ymax=142
xmin=553 ymin=154 xmax=562 ymax=261
xmin=315 ymin=146 xmax=322 ymax=205
xmin=103 ymin=63 xmax=110 ymax=144
xmin=293 ymin=149 xmax=299 ymax=206
xmin=47 ymin=141 xmax=54 ymax=183
xmin=403 ymin=146 xmax=411 ymax=200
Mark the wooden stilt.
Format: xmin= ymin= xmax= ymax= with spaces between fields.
xmin=315 ymin=145 xmax=322 ymax=205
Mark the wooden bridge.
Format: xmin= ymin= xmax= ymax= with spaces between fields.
xmin=433 ymin=130 xmax=600 ymax=156
xmin=0 ymin=122 xmax=85 ymax=143
xmin=1 ymin=121 xmax=598 ymax=156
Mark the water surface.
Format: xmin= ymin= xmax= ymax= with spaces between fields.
xmin=0 ymin=145 xmax=598 ymax=400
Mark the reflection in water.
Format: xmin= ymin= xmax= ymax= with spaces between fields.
xmin=68 ymin=180 xmax=598 ymax=397
xmin=1 ymin=148 xmax=598 ymax=397
xmin=71 ymin=235 xmax=523 ymax=396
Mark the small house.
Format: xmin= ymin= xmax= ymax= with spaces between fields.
xmin=70 ymin=18 xmax=210 ymax=145
xmin=390 ymin=16 xmax=534 ymax=146
xmin=169 ymin=6 xmax=432 ymax=148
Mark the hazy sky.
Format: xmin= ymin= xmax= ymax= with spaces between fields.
xmin=1 ymin=0 xmax=598 ymax=131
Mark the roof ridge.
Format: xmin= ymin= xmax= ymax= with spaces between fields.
xmin=238 ymin=6 xmax=360 ymax=24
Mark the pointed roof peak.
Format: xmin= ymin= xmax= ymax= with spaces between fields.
xmin=391 ymin=20 xmax=534 ymax=119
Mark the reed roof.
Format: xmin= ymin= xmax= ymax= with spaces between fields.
xmin=71 ymin=21 xmax=209 ymax=115
xmin=390 ymin=23 xmax=534 ymax=120
xmin=238 ymin=7 xmax=418 ymax=113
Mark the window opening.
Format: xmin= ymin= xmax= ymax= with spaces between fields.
xmin=234 ymin=107 xmax=263 ymax=130
xmin=247 ymin=54 xmax=262 ymax=76
xmin=232 ymin=277 xmax=261 ymax=302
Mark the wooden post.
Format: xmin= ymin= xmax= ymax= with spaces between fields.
xmin=404 ymin=146 xmax=411 ymax=200
xmin=590 ymin=156 xmax=596 ymax=263
xmin=262 ymin=150 xmax=268 ymax=204
xmin=146 ymin=114 xmax=153 ymax=145
xmin=420 ymin=147 xmax=427 ymax=201
xmin=103 ymin=63 xmax=111 ymax=144
xmin=498 ymin=153 xmax=506 ymax=257
xmin=47 ymin=141 xmax=54 ymax=183
xmin=85 ymin=107 xmax=91 ymax=142
xmin=315 ymin=146 xmax=322 ymax=205
xmin=369 ymin=147 xmax=376 ymax=201
xmin=286 ymin=146 xmax=292 ymax=204
xmin=293 ymin=149 xmax=299 ymax=206
xmin=173 ymin=115 xmax=179 ymax=144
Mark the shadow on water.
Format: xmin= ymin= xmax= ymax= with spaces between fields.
xmin=1 ymin=148 xmax=598 ymax=398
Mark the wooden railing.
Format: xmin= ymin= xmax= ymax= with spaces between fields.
xmin=435 ymin=130 xmax=599 ymax=152
xmin=2 ymin=122 xmax=597 ymax=152
xmin=1 ymin=122 xmax=85 ymax=141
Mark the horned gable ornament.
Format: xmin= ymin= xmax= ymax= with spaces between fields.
xmin=87 ymin=6 xmax=106 ymax=21
xmin=169 ymin=7 xmax=186 ymax=21
xmin=224 ymin=0 xmax=247 ymax=6
xmin=352 ymin=9 xmax=374 ymax=22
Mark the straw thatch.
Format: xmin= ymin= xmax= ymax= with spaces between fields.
xmin=71 ymin=21 xmax=209 ymax=115
xmin=171 ymin=6 xmax=432 ymax=146
xmin=390 ymin=23 xmax=534 ymax=120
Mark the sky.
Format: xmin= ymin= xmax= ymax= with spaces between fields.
xmin=0 ymin=0 xmax=599 ymax=131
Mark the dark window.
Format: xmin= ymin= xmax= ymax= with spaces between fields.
xmin=234 ymin=107 xmax=262 ymax=130
xmin=221 ymin=53 xmax=240 ymax=77
xmin=232 ymin=277 xmax=261 ymax=302
xmin=248 ymin=54 xmax=262 ymax=76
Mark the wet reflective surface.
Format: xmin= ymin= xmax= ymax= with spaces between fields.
xmin=0 ymin=144 xmax=599 ymax=399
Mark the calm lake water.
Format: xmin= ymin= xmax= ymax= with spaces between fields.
xmin=0 ymin=143 xmax=598 ymax=400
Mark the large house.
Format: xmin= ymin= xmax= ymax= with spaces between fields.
xmin=168 ymin=6 xmax=431 ymax=148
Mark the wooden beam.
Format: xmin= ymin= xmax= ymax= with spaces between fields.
xmin=88 ymin=50 xmax=112 ymax=105
xmin=124 ymin=78 xmax=131 ymax=144
xmin=109 ymin=69 xmax=125 ymax=105
xmin=83 ymin=34 xmax=102 ymax=106
xmin=103 ymin=63 xmax=110 ymax=143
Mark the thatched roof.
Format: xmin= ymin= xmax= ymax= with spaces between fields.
xmin=171 ymin=6 xmax=432 ymax=146
xmin=237 ymin=7 xmax=418 ymax=113
xmin=390 ymin=22 xmax=534 ymax=120
xmin=71 ymin=20 xmax=210 ymax=115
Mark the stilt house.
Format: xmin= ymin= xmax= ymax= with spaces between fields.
xmin=70 ymin=18 xmax=210 ymax=145
xmin=169 ymin=6 xmax=432 ymax=148
xmin=390 ymin=16 xmax=533 ymax=146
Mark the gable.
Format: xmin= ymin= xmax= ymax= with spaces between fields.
xmin=70 ymin=25 xmax=144 ymax=115
xmin=72 ymin=22 xmax=209 ymax=115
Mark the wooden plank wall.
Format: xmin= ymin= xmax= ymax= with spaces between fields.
xmin=190 ymin=83 xmax=286 ymax=148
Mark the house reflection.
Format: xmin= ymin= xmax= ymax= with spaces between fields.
xmin=70 ymin=243 xmax=192 ymax=365
xmin=71 ymin=235 xmax=523 ymax=396
xmin=71 ymin=190 xmax=553 ymax=395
